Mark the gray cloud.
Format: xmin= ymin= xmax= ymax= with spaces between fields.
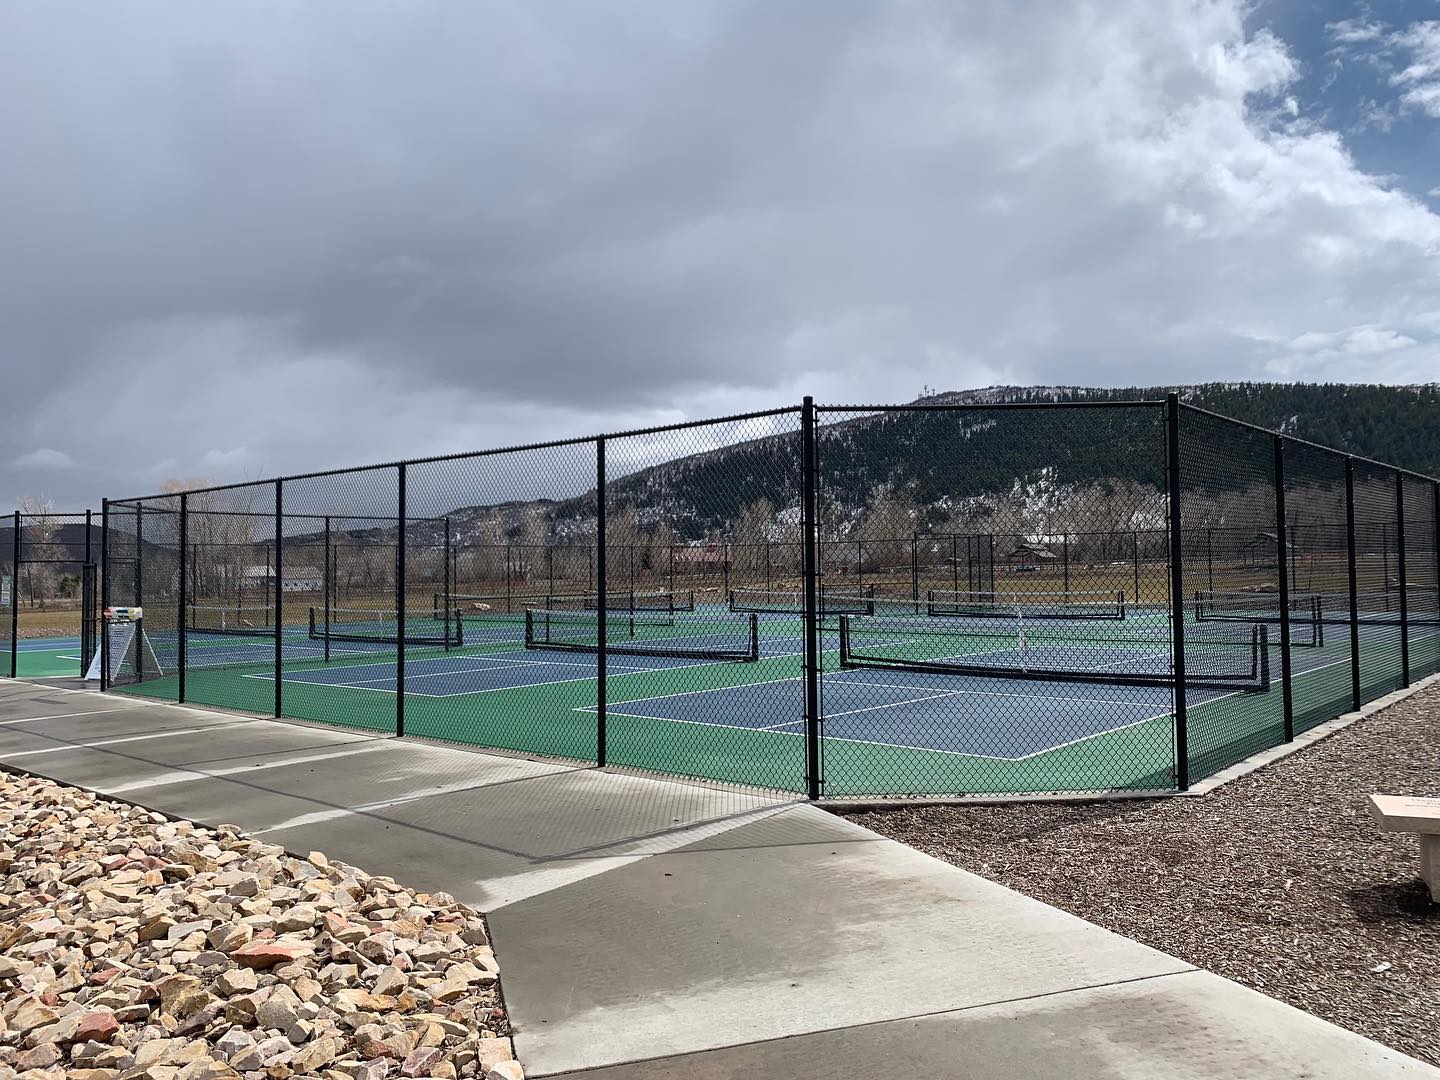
xmin=1 ymin=0 xmax=1438 ymax=508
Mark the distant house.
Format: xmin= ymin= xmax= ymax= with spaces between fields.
xmin=672 ymin=545 xmax=730 ymax=568
xmin=243 ymin=565 xmax=323 ymax=593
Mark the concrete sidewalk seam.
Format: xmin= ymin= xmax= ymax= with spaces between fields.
xmin=530 ymin=968 xmax=1202 ymax=1078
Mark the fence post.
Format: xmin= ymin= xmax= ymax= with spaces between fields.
xmin=395 ymin=466 xmax=406 ymax=737
xmin=1206 ymin=528 xmax=1214 ymax=593
xmin=910 ymin=532 xmax=919 ymax=613
xmin=82 ymin=507 xmax=94 ymax=678
xmin=1165 ymin=395 xmax=1189 ymax=790
xmin=99 ymin=501 xmax=110 ymax=690
xmin=442 ymin=516 xmax=452 ymax=652
xmin=596 ymin=437 xmax=607 ymax=766
xmin=178 ymin=493 xmax=188 ymax=704
xmin=1272 ymin=436 xmax=1293 ymax=742
xmin=135 ymin=506 xmax=145 ymax=683
xmin=801 ymin=397 xmax=822 ymax=800
xmin=1394 ymin=472 xmax=1409 ymax=687
xmin=274 ymin=481 xmax=283 ymax=719
xmin=323 ymin=517 xmax=332 ymax=663
xmin=1132 ymin=530 xmax=1140 ymax=608
xmin=9 ymin=511 xmax=19 ymax=678
xmin=1345 ymin=459 xmax=1361 ymax=710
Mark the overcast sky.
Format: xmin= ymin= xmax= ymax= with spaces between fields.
xmin=2 ymin=0 xmax=1438 ymax=509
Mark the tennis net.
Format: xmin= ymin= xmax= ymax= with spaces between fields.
xmin=525 ymin=608 xmax=760 ymax=662
xmin=837 ymin=612 xmax=1269 ymax=690
xmin=1192 ymin=591 xmax=1324 ymax=646
xmin=434 ymin=589 xmax=695 ymax=619
xmin=309 ymin=607 xmax=464 ymax=647
xmin=187 ymin=605 xmax=278 ymax=638
xmin=729 ymin=586 xmax=875 ymax=616
xmin=926 ymin=589 xmax=1126 ymax=620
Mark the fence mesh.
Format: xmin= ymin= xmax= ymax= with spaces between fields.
xmin=1 ymin=517 xmax=12 ymax=678
xmin=1283 ymin=441 xmax=1354 ymax=735
xmin=98 ymin=399 xmax=1438 ymax=798
xmin=601 ymin=413 xmax=807 ymax=792
xmin=0 ymin=511 xmax=101 ymax=678
xmin=1178 ymin=409 xmax=1284 ymax=779
xmin=814 ymin=404 xmax=1177 ymax=796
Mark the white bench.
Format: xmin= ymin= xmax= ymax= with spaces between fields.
xmin=1368 ymin=794 xmax=1440 ymax=902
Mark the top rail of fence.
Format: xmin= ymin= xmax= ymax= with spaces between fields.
xmin=1178 ymin=403 xmax=1439 ymax=483
xmin=106 ymin=405 xmax=804 ymax=505
xmin=104 ymin=398 xmax=1440 ymax=506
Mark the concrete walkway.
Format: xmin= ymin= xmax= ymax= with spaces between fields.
xmin=0 ymin=677 xmax=1434 ymax=1079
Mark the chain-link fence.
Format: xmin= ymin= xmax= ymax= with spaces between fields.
xmin=98 ymin=397 xmax=1439 ymax=798
xmin=1 ymin=510 xmax=102 ymax=677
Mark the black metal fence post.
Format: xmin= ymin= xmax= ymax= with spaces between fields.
xmin=135 ymin=506 xmax=144 ymax=683
xmin=396 ymin=465 xmax=406 ymax=737
xmin=82 ymin=508 xmax=93 ymax=679
xmin=443 ymin=515 xmax=452 ymax=651
xmin=100 ymin=500 xmax=110 ymax=690
xmin=1394 ymin=472 xmax=1409 ymax=686
xmin=177 ymin=493 xmax=188 ymax=703
xmin=323 ymin=516 xmax=332 ymax=663
xmin=1345 ymin=458 xmax=1361 ymax=710
xmin=1273 ymin=436 xmax=1293 ymax=741
xmin=274 ymin=481 xmax=283 ymax=719
xmin=910 ymin=533 xmax=919 ymax=612
xmin=1132 ymin=530 xmax=1140 ymax=607
xmin=801 ymin=397 xmax=822 ymax=800
xmin=1165 ymin=395 xmax=1189 ymax=790
xmin=9 ymin=511 xmax=18 ymax=678
xmin=596 ymin=437 xmax=607 ymax=766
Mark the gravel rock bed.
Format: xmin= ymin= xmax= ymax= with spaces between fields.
xmin=847 ymin=684 xmax=1440 ymax=1067
xmin=0 ymin=771 xmax=524 ymax=1080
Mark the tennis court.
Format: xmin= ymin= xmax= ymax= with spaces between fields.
xmin=107 ymin=589 xmax=1438 ymax=796
xmin=97 ymin=400 xmax=1440 ymax=798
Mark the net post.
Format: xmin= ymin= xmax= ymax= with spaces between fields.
xmin=801 ymin=397 xmax=822 ymax=801
xmin=596 ymin=437 xmax=607 ymax=766
xmin=1272 ymin=435 xmax=1293 ymax=742
xmin=9 ymin=510 xmax=19 ymax=678
xmin=396 ymin=465 xmax=406 ymax=738
xmin=443 ymin=515 xmax=452 ymax=652
xmin=323 ymin=516 xmax=332 ymax=663
xmin=1345 ymin=458 xmax=1361 ymax=710
xmin=273 ymin=480 xmax=283 ymax=719
xmin=178 ymin=493 xmax=188 ymax=704
xmin=1394 ymin=471 xmax=1410 ymax=686
xmin=99 ymin=500 xmax=110 ymax=690
xmin=1165 ymin=395 xmax=1189 ymax=790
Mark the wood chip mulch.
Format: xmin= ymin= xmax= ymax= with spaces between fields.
xmin=846 ymin=682 xmax=1440 ymax=1067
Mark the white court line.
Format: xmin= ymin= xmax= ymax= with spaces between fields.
xmin=837 ymin=677 xmax=1165 ymax=710
xmin=253 ymin=770 xmax=546 ymax=834
xmin=1 ymin=721 xmax=254 ymax=759
xmin=242 ymin=651 xmax=705 ymax=698
xmin=105 ymin=743 xmax=389 ymax=795
xmin=0 ymin=706 xmax=152 ymax=727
